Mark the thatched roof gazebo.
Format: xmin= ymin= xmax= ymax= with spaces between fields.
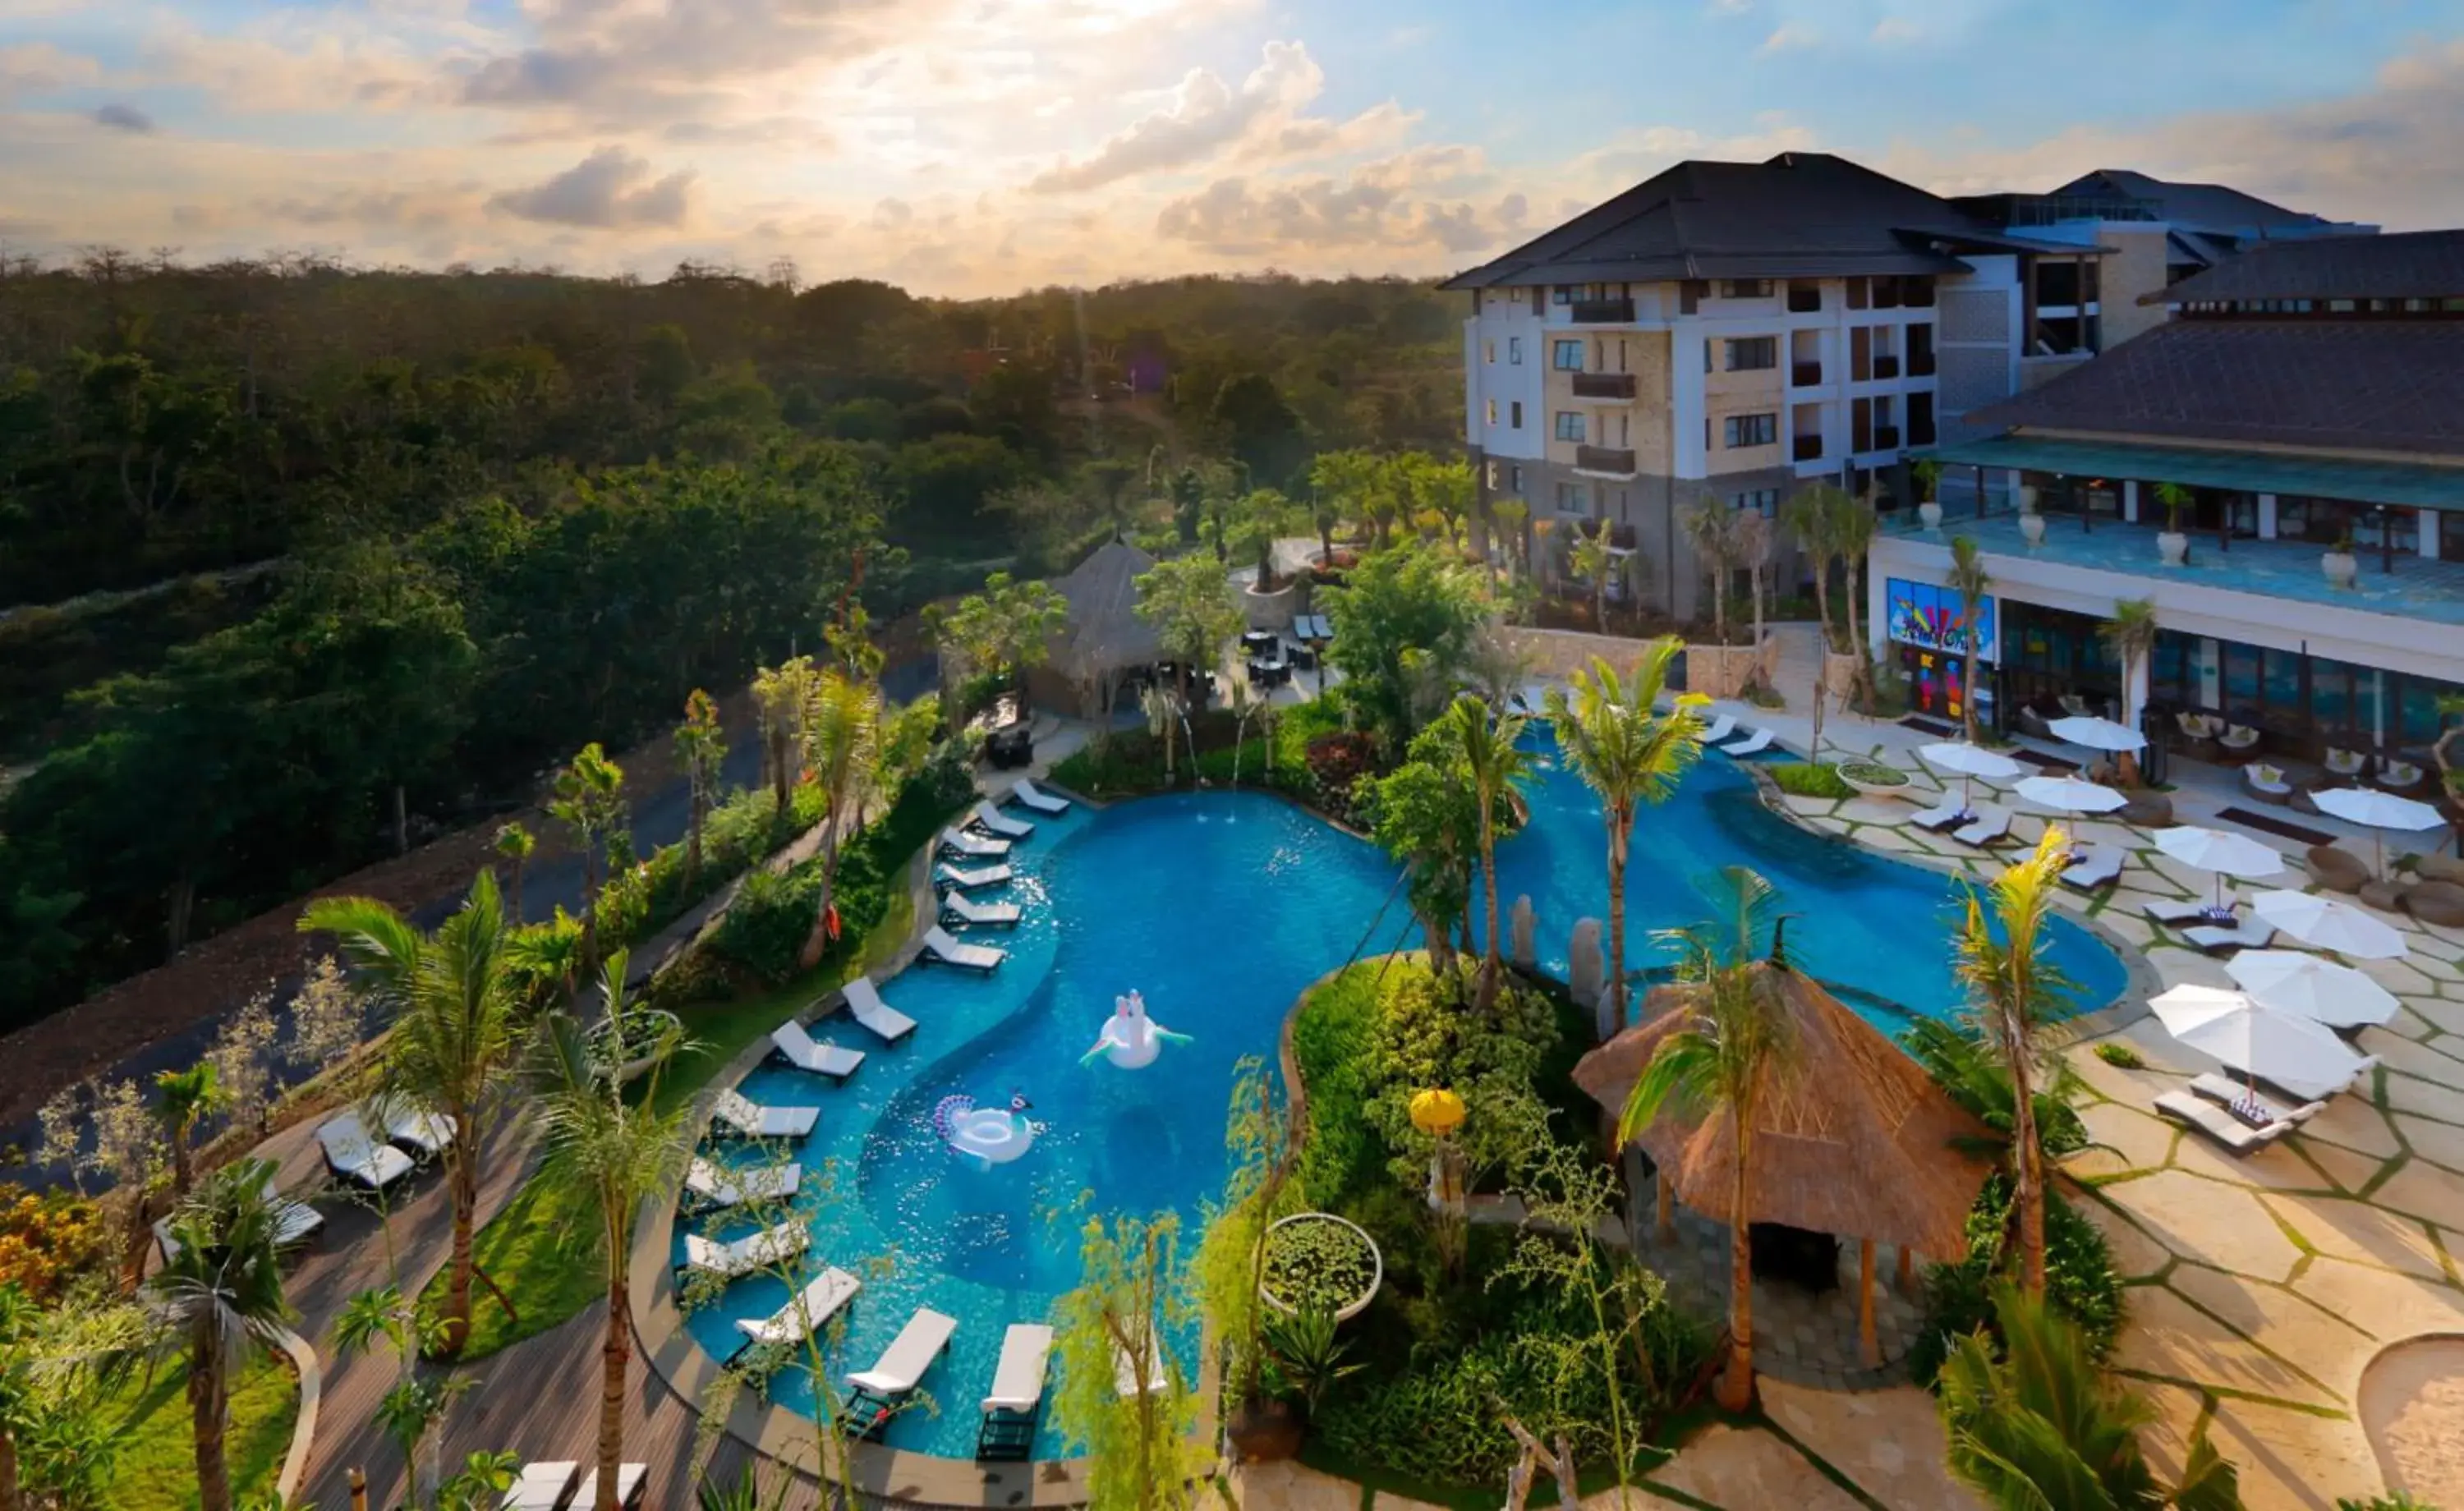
xmin=1037 ymin=539 xmax=1161 ymax=716
xmin=1573 ymin=964 xmax=1998 ymax=1366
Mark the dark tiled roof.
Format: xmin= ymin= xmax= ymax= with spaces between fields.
xmin=2052 ymin=169 xmax=2341 ymax=234
xmin=1966 ymin=319 xmax=2464 ymax=458
xmin=1442 ymin=152 xmax=2050 ymax=290
xmin=2146 ymin=229 xmax=2464 ymax=305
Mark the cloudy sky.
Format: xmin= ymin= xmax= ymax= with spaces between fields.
xmin=4 ymin=0 xmax=2464 ymax=296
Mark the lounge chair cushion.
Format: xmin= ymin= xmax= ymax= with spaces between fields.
xmin=2406 ymin=880 xmax=2464 ymax=930
xmin=2305 ymin=844 xmax=2371 ymax=895
xmin=2155 ymin=1090 xmax=2294 ymax=1153
xmin=570 ymin=1466 xmax=646 ymax=1509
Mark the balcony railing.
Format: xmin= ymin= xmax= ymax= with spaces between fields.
xmin=1574 ymin=444 xmax=1637 ymax=476
xmin=1873 ymin=355 xmax=1901 ymax=379
xmin=1873 ymin=426 xmax=1902 ymax=451
xmin=1786 ymin=287 xmax=1821 ymax=314
xmin=1791 ymin=361 xmax=1822 ymax=387
xmin=1793 ymin=435 xmax=1823 ymax=462
xmin=1570 ymin=296 xmax=1635 ymax=325
xmin=1570 ymin=371 xmax=1638 ymax=400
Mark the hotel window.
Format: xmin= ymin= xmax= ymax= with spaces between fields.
xmin=1726 ymin=337 xmax=1778 ymax=372
xmin=1508 ymin=337 xmax=1524 ymax=365
xmin=1555 ymin=411 xmax=1586 ymax=443
xmin=1485 ymin=399 xmax=1496 ymax=426
xmin=1553 ymin=287 xmax=1570 ymax=305
xmin=1483 ymin=340 xmax=1495 ymax=364
xmin=1510 ymin=401 xmax=1524 ymax=428
xmin=1552 ymin=339 xmax=1584 ymax=370
xmin=1724 ymin=413 xmax=1777 ymax=448
xmin=1721 ymin=278 xmax=1773 ymax=299
xmin=1555 ymin=481 xmax=1591 ymax=516
xmin=1732 ymin=489 xmax=1779 ymax=517
xmin=1510 ymin=465 xmax=1524 ymax=491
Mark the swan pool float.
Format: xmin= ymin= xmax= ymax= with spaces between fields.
xmin=1082 ymin=991 xmax=1192 ymax=1071
xmin=934 ymin=1091 xmax=1042 ymax=1165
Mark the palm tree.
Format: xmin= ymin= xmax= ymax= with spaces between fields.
xmin=751 ymin=656 xmax=816 ymax=814
xmin=1835 ymin=493 xmax=1881 ymax=710
xmin=1616 ymin=868 xmax=1794 ymax=1412
xmin=533 ymin=951 xmax=694 ymax=1511
xmin=673 ymin=690 xmax=729 ymax=891
xmin=549 ymin=743 xmax=627 ymax=964
xmin=1734 ymin=508 xmax=1772 ymax=691
xmin=1955 ymin=828 xmax=2075 ymax=1296
xmin=1680 ymin=496 xmax=1737 ymax=647
xmin=153 ymin=1063 xmax=224 ymax=1200
xmin=1437 ymin=696 xmax=1530 ymax=1010
xmin=492 ymin=823 xmax=535 ymax=924
xmin=300 ymin=871 xmax=521 ymax=1354
xmin=139 ymin=1159 xmax=294 ymax=1511
xmin=1546 ymin=645 xmax=1707 ymax=1031
xmin=1140 ymin=684 xmax=1183 ymax=785
xmin=1782 ymin=485 xmax=1845 ymax=656
xmin=1947 ymin=536 xmax=1993 ymax=744
xmin=796 ymin=670 xmax=884 ymax=971
xmin=333 ymin=1284 xmax=460 ymax=1507
xmin=1570 ymin=519 xmax=1615 ymax=631
xmin=1940 ymin=1284 xmax=2242 ymax=1510
xmin=1490 ymin=497 xmax=1530 ymax=577
xmin=2099 ymin=599 xmax=2160 ymax=785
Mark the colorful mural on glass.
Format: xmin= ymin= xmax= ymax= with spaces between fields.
xmin=1887 ymin=578 xmax=1997 ymax=661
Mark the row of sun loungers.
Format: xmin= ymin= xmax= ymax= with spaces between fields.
xmin=681 ymin=1219 xmax=809 ymax=1280
xmin=769 ymin=1019 xmax=866 ymax=1081
xmin=2155 ymin=1072 xmax=2331 ymax=1155
xmin=943 ymin=890 xmax=1021 ymax=928
xmin=156 ymin=1168 xmax=324 ymax=1263
xmin=972 ymin=799 xmax=1034 ymax=839
xmin=499 ymin=1458 xmax=647 ymax=1509
xmin=684 ymin=1156 xmax=800 ymax=1211
xmin=923 ymin=925 xmax=1005 ymax=971
xmin=710 ymin=1088 xmax=820 ymax=1141
xmin=315 ymin=1098 xmax=458 ymax=1192
xmin=938 ymin=861 xmax=1012 ymax=891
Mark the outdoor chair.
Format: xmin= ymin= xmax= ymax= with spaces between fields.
xmin=845 ymin=1307 xmax=960 ymax=1440
xmin=569 ymin=1467 xmax=646 ymax=1509
xmin=2218 ymin=724 xmax=2263 ymax=759
xmin=2380 ymin=760 xmax=2427 ymax=792
xmin=2305 ymin=845 xmax=2371 ymax=895
xmin=2243 ymin=763 xmax=2294 ymax=805
xmin=770 ymin=1020 xmax=867 ymax=1082
xmin=2154 ymin=1090 xmax=2305 ymax=1155
xmin=838 ymin=977 xmax=918 ymax=1045
xmin=977 ymin=1323 xmax=1055 ymax=1461
xmin=732 ymin=1267 xmax=862 ymax=1361
xmin=2325 ymin=747 xmax=2369 ymax=779
xmin=683 ymin=1157 xmax=799 ymax=1212
xmin=680 ymin=1219 xmax=808 ymax=1280
xmin=2061 ymin=845 xmax=2124 ymax=891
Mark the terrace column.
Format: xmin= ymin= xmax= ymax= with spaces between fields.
xmin=2122 ymin=479 xmax=2140 ymax=524
xmin=1896 ymin=1245 xmax=1914 ymax=1295
xmin=2257 ymin=494 xmax=2278 ymax=540
xmin=2123 ymin=653 xmax=2152 ymax=746
xmin=1865 ymin=559 xmax=1889 ymax=665
xmin=1858 ymin=1238 xmax=1879 ymax=1367
xmin=2424 ymin=512 xmax=2443 ymax=561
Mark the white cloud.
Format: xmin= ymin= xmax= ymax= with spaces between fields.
xmin=1871 ymin=16 xmax=1922 ymax=44
xmin=91 ymin=103 xmax=155 ymax=133
xmin=1756 ymin=23 xmax=1818 ymax=54
xmin=487 ymin=145 xmax=696 ymax=227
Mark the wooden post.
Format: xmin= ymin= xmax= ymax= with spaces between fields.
xmin=1896 ymin=1245 xmax=1914 ymax=1295
xmin=350 ymin=1468 xmax=368 ymax=1511
xmin=1858 ymin=1238 xmax=1879 ymax=1368
xmin=1655 ymin=1173 xmax=1674 ymax=1243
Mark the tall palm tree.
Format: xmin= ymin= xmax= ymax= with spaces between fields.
xmin=1437 ymin=696 xmax=1530 ymax=1009
xmin=549 ymin=743 xmax=627 ymax=965
xmin=1680 ymin=496 xmax=1737 ymax=648
xmin=797 ymin=669 xmax=885 ymax=971
xmin=1616 ymin=867 xmax=1794 ymax=1412
xmin=153 ymin=1063 xmax=224 ymax=1200
xmin=492 ymin=823 xmax=535 ymax=924
xmin=1546 ymin=645 xmax=1707 ymax=1031
xmin=673 ymin=690 xmax=729 ymax=891
xmin=1955 ymin=828 xmax=2075 ymax=1296
xmin=2099 ymin=599 xmax=2160 ymax=785
xmin=533 ymin=951 xmax=695 ymax=1511
xmin=1940 ymin=1283 xmax=2242 ymax=1510
xmin=1835 ymin=493 xmax=1881 ymax=710
xmin=1733 ymin=509 xmax=1772 ymax=691
xmin=300 ymin=871 xmax=521 ymax=1354
xmin=752 ymin=656 xmax=818 ymax=814
xmin=139 ymin=1159 xmax=294 ymax=1511
xmin=1947 ymin=535 xmax=1993 ymax=744
xmin=1781 ymin=485 xmax=1845 ymax=658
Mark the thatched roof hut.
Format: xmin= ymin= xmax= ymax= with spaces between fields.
xmin=1041 ymin=539 xmax=1161 ymax=705
xmin=1573 ymin=965 xmax=1996 ymax=1261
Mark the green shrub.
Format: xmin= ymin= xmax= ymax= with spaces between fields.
xmin=1262 ymin=1216 xmax=1378 ymax=1316
xmin=1909 ymin=1177 xmax=2126 ymax=1386
xmin=1289 ymin=966 xmax=1386 ymax=1210
xmin=1768 ymin=761 xmax=1853 ymax=800
xmin=2094 ymin=1041 xmax=2145 ymax=1069
xmin=1361 ymin=966 xmax=1558 ymax=1187
xmin=2338 ymin=1495 xmax=2439 ymax=1511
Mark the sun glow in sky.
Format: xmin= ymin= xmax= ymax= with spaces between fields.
xmin=6 ymin=0 xmax=2464 ymax=296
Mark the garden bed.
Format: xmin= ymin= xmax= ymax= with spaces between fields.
xmin=1261 ymin=1212 xmax=1382 ymax=1322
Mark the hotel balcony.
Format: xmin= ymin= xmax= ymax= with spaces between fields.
xmin=1574 ymin=444 xmax=1638 ymax=478
xmin=1873 ymin=356 xmax=1901 ymax=380
xmin=1570 ymin=296 xmax=1635 ymax=325
xmin=1791 ymin=361 xmax=1823 ymax=387
xmin=1792 ymin=435 xmax=1823 ymax=463
xmin=1873 ymin=426 xmax=1901 ymax=451
xmin=1570 ymin=372 xmax=1638 ymax=401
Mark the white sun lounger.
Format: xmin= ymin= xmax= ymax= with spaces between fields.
xmin=848 ymin=1307 xmax=959 ymax=1396
xmin=2186 ymin=920 xmax=2276 ymax=955
xmin=1953 ymin=805 xmax=2012 ymax=847
xmin=1718 ymin=728 xmax=1774 ymax=758
xmin=943 ymin=891 xmax=1022 ymax=928
xmin=1910 ymin=799 xmax=1967 ymax=832
xmin=684 ymin=1156 xmax=800 ymax=1211
xmin=371 ymin=1095 xmax=457 ymax=1161
xmin=499 ymin=1461 xmax=579 ymax=1511
xmin=2062 ymin=845 xmax=2124 ymax=891
xmin=937 ymin=861 xmax=1014 ymax=892
xmin=1698 ymin=714 xmax=1737 ymax=746
xmin=158 ymin=1171 xmax=322 ymax=1262
xmin=569 ymin=1465 xmax=646 ymax=1509
xmin=940 ymin=826 xmax=1011 ymax=860
xmin=923 ymin=925 xmax=1005 ymax=971
xmin=838 ymin=977 xmax=917 ymax=1045
xmin=1009 ymin=779 xmax=1070 ymax=815
xmin=682 ymin=1219 xmax=810 ymax=1280
xmin=710 ymin=1088 xmax=820 ymax=1141
xmin=770 ymin=1020 xmax=867 ymax=1081
xmin=2145 ymin=898 xmax=2216 ymax=926
xmin=971 ymin=800 xmax=1034 ymax=839
xmin=983 ymin=1323 xmax=1055 ymax=1413
xmin=2154 ymin=1090 xmax=2303 ymax=1155
xmin=1114 ymin=1342 xmax=1170 ymax=1398
xmin=733 ymin=1266 xmax=862 ymax=1355
xmin=2188 ymin=1073 xmax=2328 ymax=1126
xmin=316 ymin=1110 xmax=416 ymax=1192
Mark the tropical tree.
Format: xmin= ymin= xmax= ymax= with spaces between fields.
xmin=1955 ymin=827 xmax=2076 ymax=1296
xmin=152 ymin=1063 xmax=224 ymax=1201
xmin=1939 ymin=1284 xmax=2243 ymax=1510
xmin=1134 ymin=553 xmax=1243 ymax=705
xmin=1680 ymin=496 xmax=1738 ymax=646
xmin=2099 ymin=599 xmax=2160 ymax=784
xmin=0 ymin=1279 xmax=144 ymax=1511
xmin=1735 ymin=508 xmax=1772 ymax=690
xmin=1569 ymin=518 xmax=1615 ymax=631
xmin=1412 ymin=457 xmax=1476 ymax=549
xmin=1305 ymin=449 xmax=1378 ymax=557
xmin=1835 ymin=492 xmax=1881 ymax=709
xmin=937 ymin=571 xmax=1068 ymax=705
xmin=1437 ymin=696 xmax=1530 ymax=1010
xmin=1051 ymin=1211 xmax=1204 ymax=1511
xmin=300 ymin=871 xmax=522 ymax=1354
xmin=1547 ymin=645 xmax=1708 ymax=1031
xmin=796 ymin=671 xmax=884 ymax=971
xmin=491 ymin=823 xmax=535 ymax=924
xmin=2153 ymin=480 xmax=2193 ymax=535
xmin=1490 ymin=497 xmax=1531 ymax=577
xmin=1947 ymin=536 xmax=1993 ymax=745
xmin=1616 ymin=868 xmax=1794 ymax=1412
xmin=1139 ymin=684 xmax=1184 ymax=786
xmin=752 ymin=656 xmax=820 ymax=813
xmin=333 ymin=1284 xmax=462 ymax=1508
xmin=673 ymin=690 xmax=729 ymax=890
xmin=1320 ymin=543 xmax=1489 ymax=752
xmin=1228 ymin=489 xmax=1297 ymax=591
xmin=1782 ymin=485 xmax=1846 ymax=659
xmin=532 ymin=950 xmax=694 ymax=1511
xmin=135 ymin=1158 xmax=295 ymax=1511
xmin=548 ymin=743 xmax=627 ymax=962
xmin=1366 ymin=741 xmax=1483 ymax=968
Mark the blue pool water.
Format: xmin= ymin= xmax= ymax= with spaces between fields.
xmin=678 ymin=751 xmax=2131 ymax=1458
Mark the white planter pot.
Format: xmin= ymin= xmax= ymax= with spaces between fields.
xmin=2019 ymin=485 xmax=2039 ymax=513
xmin=1260 ymin=1212 xmax=1384 ymax=1324
xmin=2158 ymin=530 xmax=2189 ymax=567
xmin=1840 ymin=772 xmax=1912 ymax=801
xmin=1918 ymin=501 xmax=1943 ymax=530
xmin=2018 ymin=512 xmax=2047 ymax=548
xmin=2323 ymin=551 xmax=2359 ymax=590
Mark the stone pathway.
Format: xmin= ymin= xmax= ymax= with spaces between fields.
xmin=1641 ymin=1199 xmax=1925 ymax=1390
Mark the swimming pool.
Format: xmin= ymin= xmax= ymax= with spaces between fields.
xmin=675 ymin=751 xmax=2131 ymax=1459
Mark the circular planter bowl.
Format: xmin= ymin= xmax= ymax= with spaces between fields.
xmin=1259 ymin=1212 xmax=1383 ymax=1323
xmin=1837 ymin=764 xmax=1913 ymax=801
xmin=596 ymin=1008 xmax=683 ymax=1085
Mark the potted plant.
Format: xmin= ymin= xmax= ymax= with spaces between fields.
xmin=2153 ymin=481 xmax=2191 ymax=567
xmin=2324 ymin=529 xmax=2360 ymax=589
xmin=1837 ymin=759 xmax=1913 ymax=800
xmin=1915 ymin=459 xmax=1944 ymax=530
xmin=2017 ymin=485 xmax=2047 ymax=548
xmin=1261 ymin=1306 xmax=1362 ymax=1433
xmin=1260 ymin=1212 xmax=1382 ymax=1322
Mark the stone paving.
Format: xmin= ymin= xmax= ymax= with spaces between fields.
xmin=1640 ymin=1197 xmax=1926 ymax=1390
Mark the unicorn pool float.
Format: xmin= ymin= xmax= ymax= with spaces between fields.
xmin=933 ymin=1090 xmax=1042 ymax=1166
xmin=1081 ymin=990 xmax=1192 ymax=1071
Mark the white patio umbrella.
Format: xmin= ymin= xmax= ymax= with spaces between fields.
xmin=2154 ymin=825 xmax=2287 ymax=919
xmin=2149 ymin=983 xmax=2370 ymax=1102
xmin=2310 ymin=786 xmax=2448 ymax=878
xmin=2250 ymin=888 xmax=2410 ymax=960
xmin=2048 ymin=714 xmax=2147 ymax=753
xmin=2015 ymin=774 xmax=2129 ymax=815
xmin=2225 ymin=948 xmax=2400 ymax=1029
xmin=1920 ymin=742 xmax=2025 ymax=814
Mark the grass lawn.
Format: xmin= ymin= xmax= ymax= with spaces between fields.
xmin=434 ymin=880 xmax=917 ymax=1361
xmin=99 ymin=1351 xmax=297 ymax=1511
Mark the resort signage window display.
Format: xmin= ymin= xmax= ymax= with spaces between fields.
xmin=1887 ymin=578 xmax=1997 ymax=661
